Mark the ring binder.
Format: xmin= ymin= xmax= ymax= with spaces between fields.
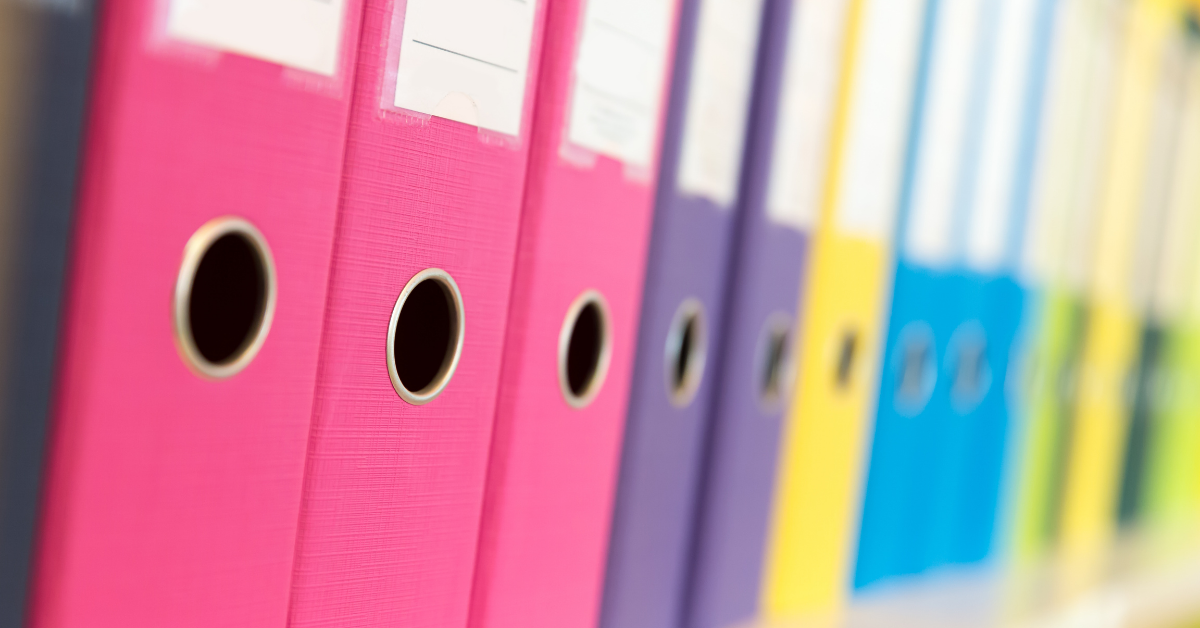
xmin=596 ymin=0 xmax=767 ymax=623
xmin=466 ymin=0 xmax=680 ymax=624
xmin=761 ymin=0 xmax=929 ymax=615
xmin=283 ymin=0 xmax=548 ymax=622
xmin=1059 ymin=0 xmax=1182 ymax=559
xmin=688 ymin=0 xmax=846 ymax=623
xmin=1141 ymin=20 xmax=1200 ymax=524
xmin=386 ymin=268 xmax=466 ymax=405
xmin=1006 ymin=0 xmax=1107 ymax=561
xmin=32 ymin=0 xmax=367 ymax=624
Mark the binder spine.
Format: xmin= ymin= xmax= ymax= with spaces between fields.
xmin=763 ymin=0 xmax=930 ymax=614
xmin=853 ymin=0 xmax=944 ymax=586
xmin=685 ymin=0 xmax=811 ymax=625
xmin=33 ymin=1 xmax=365 ymax=625
xmin=598 ymin=0 xmax=745 ymax=624
xmin=467 ymin=0 xmax=679 ymax=625
xmin=285 ymin=0 xmax=549 ymax=625
xmin=983 ymin=0 xmax=1060 ymax=564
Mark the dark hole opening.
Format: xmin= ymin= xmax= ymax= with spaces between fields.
xmin=566 ymin=301 xmax=605 ymax=398
xmin=896 ymin=337 xmax=928 ymax=400
xmin=953 ymin=341 xmax=987 ymax=400
xmin=188 ymin=232 xmax=267 ymax=365
xmin=392 ymin=278 xmax=457 ymax=394
xmin=761 ymin=327 xmax=789 ymax=401
xmin=671 ymin=314 xmax=697 ymax=394
xmin=836 ymin=330 xmax=858 ymax=389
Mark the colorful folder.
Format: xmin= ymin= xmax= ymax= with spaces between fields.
xmin=856 ymin=0 xmax=1059 ymax=582
xmin=1143 ymin=19 xmax=1200 ymax=525
xmin=599 ymin=0 xmax=765 ymax=625
xmin=0 ymin=1 xmax=96 ymax=622
xmin=31 ymin=1 xmax=364 ymax=626
xmin=854 ymin=0 xmax=987 ymax=588
xmin=1006 ymin=0 xmax=1118 ymax=562
xmin=684 ymin=0 xmax=848 ymax=626
xmin=1058 ymin=0 xmax=1182 ymax=560
xmin=762 ymin=0 xmax=929 ymax=617
xmin=936 ymin=0 xmax=1058 ymax=568
xmin=1116 ymin=14 xmax=1189 ymax=527
xmin=285 ymin=0 xmax=547 ymax=626
xmin=467 ymin=0 xmax=679 ymax=626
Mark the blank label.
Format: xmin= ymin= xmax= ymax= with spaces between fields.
xmin=834 ymin=0 xmax=925 ymax=240
xmin=676 ymin=0 xmax=765 ymax=208
xmin=966 ymin=0 xmax=1039 ymax=273
xmin=567 ymin=0 xmax=675 ymax=168
xmin=167 ymin=0 xmax=347 ymax=76
xmin=903 ymin=0 xmax=984 ymax=266
xmin=765 ymin=0 xmax=852 ymax=230
xmin=393 ymin=0 xmax=539 ymax=136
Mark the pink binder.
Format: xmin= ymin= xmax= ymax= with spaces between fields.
xmin=285 ymin=0 xmax=547 ymax=626
xmin=32 ymin=1 xmax=363 ymax=627
xmin=469 ymin=0 xmax=681 ymax=626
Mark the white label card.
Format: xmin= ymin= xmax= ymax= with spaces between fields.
xmin=167 ymin=0 xmax=346 ymax=76
xmin=567 ymin=0 xmax=675 ymax=167
xmin=834 ymin=0 xmax=926 ymax=240
xmin=393 ymin=0 xmax=539 ymax=136
xmin=965 ymin=0 xmax=1039 ymax=273
xmin=765 ymin=0 xmax=852 ymax=230
xmin=1020 ymin=0 xmax=1090 ymax=285
xmin=903 ymin=0 xmax=985 ymax=266
xmin=675 ymin=0 xmax=765 ymax=208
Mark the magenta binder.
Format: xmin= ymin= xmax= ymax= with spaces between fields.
xmin=33 ymin=1 xmax=364 ymax=627
xmin=286 ymin=0 xmax=548 ymax=627
xmin=469 ymin=0 xmax=681 ymax=627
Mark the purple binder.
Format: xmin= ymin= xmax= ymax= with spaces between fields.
xmin=598 ymin=0 xmax=759 ymax=625
xmin=685 ymin=0 xmax=812 ymax=627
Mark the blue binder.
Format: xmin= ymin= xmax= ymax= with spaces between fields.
xmin=855 ymin=0 xmax=1059 ymax=589
xmin=855 ymin=0 xmax=1057 ymax=586
xmin=935 ymin=0 xmax=1057 ymax=567
xmin=853 ymin=0 xmax=960 ymax=588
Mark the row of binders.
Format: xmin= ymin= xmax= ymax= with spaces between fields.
xmin=1 ymin=0 xmax=1199 ymax=626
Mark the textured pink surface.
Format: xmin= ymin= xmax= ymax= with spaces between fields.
xmin=31 ymin=2 xmax=363 ymax=628
xmin=284 ymin=1 xmax=547 ymax=627
xmin=468 ymin=1 xmax=679 ymax=627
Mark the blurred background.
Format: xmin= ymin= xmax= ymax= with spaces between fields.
xmin=4 ymin=0 xmax=1200 ymax=627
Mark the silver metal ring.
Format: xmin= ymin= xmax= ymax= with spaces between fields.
xmin=558 ymin=289 xmax=613 ymax=409
xmin=386 ymin=268 xmax=465 ymax=405
xmin=664 ymin=297 xmax=708 ymax=408
xmin=173 ymin=216 xmax=277 ymax=379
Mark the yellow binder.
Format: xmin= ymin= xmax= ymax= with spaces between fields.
xmin=1006 ymin=0 xmax=1108 ymax=563
xmin=1058 ymin=0 xmax=1185 ymax=559
xmin=760 ymin=0 xmax=929 ymax=617
xmin=1142 ymin=14 xmax=1200 ymax=528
